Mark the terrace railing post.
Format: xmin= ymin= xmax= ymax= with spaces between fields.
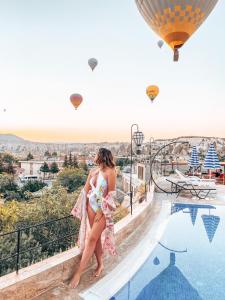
xmin=16 ymin=228 xmax=21 ymax=274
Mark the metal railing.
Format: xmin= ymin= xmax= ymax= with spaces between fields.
xmin=0 ymin=214 xmax=79 ymax=277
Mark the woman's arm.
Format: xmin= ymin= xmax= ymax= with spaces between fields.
xmin=107 ymin=168 xmax=116 ymax=193
xmin=84 ymin=168 xmax=96 ymax=194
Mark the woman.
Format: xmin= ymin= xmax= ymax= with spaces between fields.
xmin=69 ymin=148 xmax=117 ymax=289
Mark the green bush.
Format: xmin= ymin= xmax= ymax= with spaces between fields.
xmin=116 ymin=158 xmax=131 ymax=167
xmin=22 ymin=180 xmax=46 ymax=193
xmin=0 ymin=174 xmax=20 ymax=194
xmin=0 ymin=185 xmax=81 ymax=276
xmin=57 ymin=168 xmax=86 ymax=193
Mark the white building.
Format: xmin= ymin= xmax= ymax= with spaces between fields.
xmin=122 ymin=162 xmax=151 ymax=194
xmin=18 ymin=159 xmax=64 ymax=178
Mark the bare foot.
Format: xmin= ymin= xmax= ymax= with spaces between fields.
xmin=69 ymin=272 xmax=81 ymax=289
xmin=93 ymin=265 xmax=104 ymax=277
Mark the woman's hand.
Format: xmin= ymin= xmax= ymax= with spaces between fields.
xmin=84 ymin=167 xmax=98 ymax=193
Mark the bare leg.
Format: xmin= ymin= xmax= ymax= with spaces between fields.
xmin=69 ymin=209 xmax=106 ymax=288
xmin=93 ymin=237 xmax=104 ymax=277
xmin=86 ymin=202 xmax=104 ymax=276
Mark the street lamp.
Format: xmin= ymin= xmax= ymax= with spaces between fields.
xmin=148 ymin=137 xmax=154 ymax=190
xmin=130 ymin=124 xmax=144 ymax=215
xmin=133 ymin=131 xmax=144 ymax=155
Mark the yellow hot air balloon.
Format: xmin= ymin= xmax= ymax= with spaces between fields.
xmin=70 ymin=94 xmax=83 ymax=110
xmin=146 ymin=85 xmax=159 ymax=102
xmin=135 ymin=0 xmax=218 ymax=61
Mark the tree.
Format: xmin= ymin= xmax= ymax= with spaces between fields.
xmin=116 ymin=157 xmax=131 ymax=167
xmin=73 ymin=155 xmax=79 ymax=168
xmin=0 ymin=176 xmax=127 ymax=277
xmin=0 ymin=153 xmax=18 ymax=175
xmin=44 ymin=151 xmax=51 ymax=158
xmin=52 ymin=152 xmax=57 ymax=157
xmin=0 ymin=174 xmax=20 ymax=200
xmin=0 ymin=159 xmax=4 ymax=173
xmin=68 ymin=152 xmax=73 ymax=167
xmin=5 ymin=163 xmax=15 ymax=175
xmin=57 ymin=168 xmax=86 ymax=192
xmin=22 ymin=180 xmax=46 ymax=193
xmin=79 ymin=162 xmax=88 ymax=174
xmin=2 ymin=153 xmax=15 ymax=164
xmin=63 ymin=155 xmax=68 ymax=168
xmin=0 ymin=185 xmax=81 ymax=276
xmin=40 ymin=162 xmax=50 ymax=180
xmin=26 ymin=152 xmax=34 ymax=160
xmin=50 ymin=162 xmax=59 ymax=176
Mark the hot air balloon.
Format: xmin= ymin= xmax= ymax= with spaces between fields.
xmin=70 ymin=94 xmax=83 ymax=110
xmin=146 ymin=85 xmax=159 ymax=102
xmin=135 ymin=0 xmax=218 ymax=61
xmin=157 ymin=40 xmax=164 ymax=49
xmin=88 ymin=58 xmax=98 ymax=71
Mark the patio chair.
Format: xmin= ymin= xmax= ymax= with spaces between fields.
xmin=166 ymin=178 xmax=216 ymax=200
xmin=175 ymin=169 xmax=215 ymax=187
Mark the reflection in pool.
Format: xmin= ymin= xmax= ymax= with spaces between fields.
xmin=112 ymin=203 xmax=225 ymax=300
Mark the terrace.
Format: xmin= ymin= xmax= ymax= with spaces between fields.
xmin=1 ymin=138 xmax=225 ymax=299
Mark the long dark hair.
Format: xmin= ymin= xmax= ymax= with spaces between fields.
xmin=95 ymin=148 xmax=115 ymax=169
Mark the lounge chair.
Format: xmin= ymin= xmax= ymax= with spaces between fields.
xmin=166 ymin=178 xmax=216 ymax=199
xmin=174 ymin=169 xmax=216 ymax=188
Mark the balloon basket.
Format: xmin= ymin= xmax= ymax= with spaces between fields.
xmin=173 ymin=49 xmax=179 ymax=62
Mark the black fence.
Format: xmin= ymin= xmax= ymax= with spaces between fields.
xmin=0 ymin=215 xmax=79 ymax=277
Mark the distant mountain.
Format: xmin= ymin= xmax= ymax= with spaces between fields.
xmin=0 ymin=134 xmax=30 ymax=144
xmin=156 ymin=136 xmax=225 ymax=141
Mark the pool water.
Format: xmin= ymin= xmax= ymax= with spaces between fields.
xmin=112 ymin=203 xmax=225 ymax=300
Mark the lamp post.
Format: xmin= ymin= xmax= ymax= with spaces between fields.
xmin=130 ymin=124 xmax=144 ymax=215
xmin=148 ymin=137 xmax=154 ymax=191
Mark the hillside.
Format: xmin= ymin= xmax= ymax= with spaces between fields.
xmin=0 ymin=134 xmax=30 ymax=144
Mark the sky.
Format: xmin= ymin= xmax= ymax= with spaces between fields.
xmin=0 ymin=0 xmax=224 ymax=143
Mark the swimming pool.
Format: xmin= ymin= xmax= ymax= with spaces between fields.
xmin=112 ymin=203 xmax=225 ymax=300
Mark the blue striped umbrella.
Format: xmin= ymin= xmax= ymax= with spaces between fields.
xmin=201 ymin=214 xmax=220 ymax=243
xmin=189 ymin=146 xmax=199 ymax=169
xmin=204 ymin=143 xmax=221 ymax=170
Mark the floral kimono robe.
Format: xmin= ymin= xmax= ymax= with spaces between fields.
xmin=71 ymin=188 xmax=117 ymax=256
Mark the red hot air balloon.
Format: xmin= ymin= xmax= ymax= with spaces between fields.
xmin=70 ymin=94 xmax=83 ymax=110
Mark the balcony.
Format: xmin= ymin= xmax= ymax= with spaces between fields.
xmin=0 ymin=188 xmax=155 ymax=299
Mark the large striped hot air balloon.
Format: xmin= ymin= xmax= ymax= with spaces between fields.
xmin=135 ymin=0 xmax=218 ymax=61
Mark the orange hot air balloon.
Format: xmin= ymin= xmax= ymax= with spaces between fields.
xmin=135 ymin=0 xmax=218 ymax=61
xmin=70 ymin=94 xmax=83 ymax=110
xmin=146 ymin=85 xmax=159 ymax=102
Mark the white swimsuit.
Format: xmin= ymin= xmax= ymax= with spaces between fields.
xmin=88 ymin=171 xmax=107 ymax=212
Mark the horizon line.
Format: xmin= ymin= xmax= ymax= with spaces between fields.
xmin=0 ymin=132 xmax=224 ymax=144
